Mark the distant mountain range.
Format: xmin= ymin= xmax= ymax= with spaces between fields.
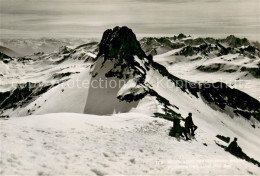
xmin=0 ymin=38 xmax=95 ymax=57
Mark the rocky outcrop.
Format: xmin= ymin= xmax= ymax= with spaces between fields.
xmin=175 ymin=43 xmax=218 ymax=57
xmin=0 ymin=52 xmax=13 ymax=63
xmin=140 ymin=37 xmax=185 ymax=56
xmin=200 ymin=82 xmax=260 ymax=121
xmin=94 ymin=26 xmax=151 ymax=80
xmin=0 ymin=82 xmax=55 ymax=110
xmin=223 ymin=35 xmax=250 ymax=48
xmin=97 ymin=26 xmax=147 ymax=60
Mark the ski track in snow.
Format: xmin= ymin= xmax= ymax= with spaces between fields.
xmin=1 ymin=113 xmax=260 ymax=175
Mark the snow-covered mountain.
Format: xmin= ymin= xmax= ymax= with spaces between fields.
xmin=0 ymin=38 xmax=96 ymax=57
xmin=141 ymin=35 xmax=260 ymax=100
xmin=1 ymin=27 xmax=260 ymax=175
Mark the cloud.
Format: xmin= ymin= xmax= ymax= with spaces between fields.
xmin=0 ymin=0 xmax=259 ymax=40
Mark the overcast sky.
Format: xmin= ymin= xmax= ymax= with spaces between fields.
xmin=0 ymin=0 xmax=259 ymax=40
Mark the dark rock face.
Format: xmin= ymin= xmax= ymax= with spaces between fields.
xmin=0 ymin=52 xmax=11 ymax=60
xmin=95 ymin=26 xmax=151 ymax=80
xmin=0 ymin=82 xmax=56 ymax=111
xmin=239 ymin=45 xmax=260 ymax=58
xmin=0 ymin=52 xmax=13 ymax=63
xmin=184 ymin=38 xmax=206 ymax=45
xmin=75 ymin=42 xmax=99 ymax=50
xmin=97 ymin=26 xmax=147 ymax=60
xmin=216 ymin=135 xmax=230 ymax=143
xmin=52 ymin=72 xmax=80 ymax=79
xmin=177 ymin=33 xmax=187 ymax=40
xmin=176 ymin=43 xmax=218 ymax=57
xmin=240 ymin=62 xmax=260 ymax=78
xmin=224 ymin=35 xmax=250 ymax=48
xmin=200 ymin=82 xmax=260 ymax=121
xmin=140 ymin=37 xmax=185 ymax=56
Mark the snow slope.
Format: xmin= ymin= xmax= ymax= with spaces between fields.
xmin=1 ymin=113 xmax=260 ymax=175
xmin=154 ymin=50 xmax=260 ymax=101
xmin=0 ymin=45 xmax=96 ymax=93
xmin=5 ymin=49 xmax=260 ymax=168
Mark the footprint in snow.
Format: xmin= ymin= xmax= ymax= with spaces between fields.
xmin=176 ymin=171 xmax=182 ymax=174
xmin=129 ymin=158 xmax=136 ymax=164
xmin=91 ymin=169 xmax=106 ymax=176
xmin=103 ymin=153 xmax=109 ymax=157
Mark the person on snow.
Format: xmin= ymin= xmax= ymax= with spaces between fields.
xmin=226 ymin=137 xmax=244 ymax=158
xmin=226 ymin=138 xmax=259 ymax=166
xmin=170 ymin=117 xmax=189 ymax=140
xmin=227 ymin=138 xmax=238 ymax=152
xmin=184 ymin=113 xmax=197 ymax=137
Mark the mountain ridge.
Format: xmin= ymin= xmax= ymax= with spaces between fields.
xmin=1 ymin=26 xmax=259 ymax=123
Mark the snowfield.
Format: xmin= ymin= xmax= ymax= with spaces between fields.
xmin=1 ymin=113 xmax=260 ymax=175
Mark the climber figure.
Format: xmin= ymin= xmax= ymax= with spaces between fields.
xmin=184 ymin=113 xmax=197 ymax=137
xmin=226 ymin=137 xmax=238 ymax=153
xmin=170 ymin=117 xmax=189 ymax=140
xmin=226 ymin=137 xmax=245 ymax=158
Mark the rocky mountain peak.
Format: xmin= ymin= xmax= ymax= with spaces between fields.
xmin=92 ymin=26 xmax=152 ymax=80
xmin=97 ymin=26 xmax=147 ymax=60
xmin=225 ymin=35 xmax=250 ymax=48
